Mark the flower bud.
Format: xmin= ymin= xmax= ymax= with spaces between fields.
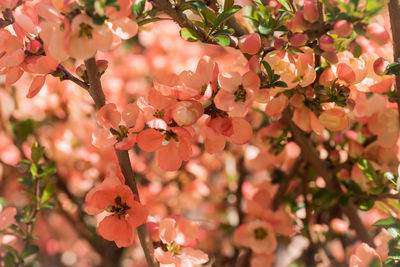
xmin=334 ymin=20 xmax=353 ymax=37
xmin=27 ymin=39 xmax=41 ymax=54
xmin=274 ymin=38 xmax=285 ymax=50
xmin=322 ymin=51 xmax=338 ymax=64
xmin=330 ymin=218 xmax=349 ymax=235
xmin=303 ymin=0 xmax=319 ymax=23
xmin=373 ymin=57 xmax=388 ymax=76
xmin=366 ymin=23 xmax=389 ymax=45
xmin=329 ymin=149 xmax=340 ymax=162
xmin=348 ymin=140 xmax=363 ymax=158
xmin=76 ymin=64 xmax=86 ymax=78
xmin=319 ymin=34 xmax=335 ymax=52
xmin=239 ymin=33 xmax=261 ymax=55
xmin=290 ymin=33 xmax=308 ymax=47
xmin=96 ymin=59 xmax=108 ymax=75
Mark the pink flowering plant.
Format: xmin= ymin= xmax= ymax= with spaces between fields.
xmin=1 ymin=0 xmax=400 ymax=266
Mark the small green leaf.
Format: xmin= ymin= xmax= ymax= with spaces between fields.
xmin=262 ymin=61 xmax=273 ymax=81
xmin=258 ymin=24 xmax=272 ymax=35
xmin=21 ymin=245 xmax=39 ymax=259
xmin=373 ymin=217 xmax=397 ymax=227
xmin=357 ymin=159 xmax=380 ymax=185
xmin=41 ymin=183 xmax=56 ymax=204
xmin=31 ymin=144 xmax=44 ymax=164
xmin=214 ymin=35 xmax=230 ymax=46
xmin=180 ymin=27 xmax=201 ymax=42
xmin=3 ymin=245 xmax=19 ymax=260
xmin=18 ymin=178 xmax=32 ymax=187
xmin=211 ymin=5 xmax=242 ymax=33
xmin=30 ymin=164 xmax=37 ymax=177
xmin=3 ymin=252 xmax=16 ymax=267
xmin=276 ymin=0 xmax=292 ymax=11
xmin=359 ymin=198 xmax=374 ymax=211
xmin=132 ymin=0 xmax=146 ymax=16
xmin=137 ymin=18 xmax=171 ymax=26
xmin=38 ymin=168 xmax=56 ymax=177
xmin=272 ymin=81 xmax=288 ymax=88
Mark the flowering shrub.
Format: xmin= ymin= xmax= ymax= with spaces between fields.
xmin=0 ymin=0 xmax=400 ymax=266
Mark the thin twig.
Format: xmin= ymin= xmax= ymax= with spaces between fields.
xmin=55 ymin=64 xmax=89 ymax=90
xmin=281 ymin=109 xmax=375 ymax=247
xmin=84 ymin=57 xmax=159 ymax=267
xmin=388 ymin=0 xmax=400 ymax=124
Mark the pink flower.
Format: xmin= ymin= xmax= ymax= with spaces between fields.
xmin=214 ymin=71 xmax=260 ymax=116
xmin=154 ymin=216 xmax=209 ymax=267
xmin=239 ymin=33 xmax=261 ymax=55
xmin=85 ymin=173 xmax=148 ymax=247
xmin=234 ymin=220 xmax=277 ymax=254
xmin=202 ymin=116 xmax=253 ymax=154
xmin=136 ymin=127 xmax=192 ymax=171
xmin=368 ymin=108 xmax=399 ymax=148
xmin=319 ymin=107 xmax=349 ymax=132
xmin=92 ymin=103 xmax=145 ymax=150
xmin=349 ymin=243 xmax=381 ymax=267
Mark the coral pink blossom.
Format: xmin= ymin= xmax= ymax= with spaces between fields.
xmin=349 ymin=243 xmax=381 ymax=267
xmin=137 ymin=127 xmax=192 ymax=171
xmin=202 ymin=116 xmax=253 ymax=154
xmin=85 ymin=173 xmax=148 ymax=247
xmin=214 ymin=71 xmax=260 ymax=116
xmin=319 ymin=108 xmax=349 ymax=132
xmin=92 ymin=103 xmax=144 ymax=150
xmin=234 ymin=220 xmax=277 ymax=254
xmin=368 ymin=108 xmax=399 ymax=148
xmin=154 ymin=216 xmax=209 ymax=267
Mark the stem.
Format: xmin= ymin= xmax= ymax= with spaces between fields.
xmin=84 ymin=57 xmax=159 ymax=267
xmin=389 ymin=0 xmax=400 ymax=124
xmin=55 ymin=64 xmax=89 ymax=90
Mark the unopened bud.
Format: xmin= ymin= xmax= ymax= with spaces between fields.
xmin=290 ymin=33 xmax=308 ymax=47
xmin=334 ymin=20 xmax=353 ymax=37
xmin=319 ymin=34 xmax=335 ymax=52
xmin=373 ymin=57 xmax=388 ymax=76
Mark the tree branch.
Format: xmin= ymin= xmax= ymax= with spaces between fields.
xmin=84 ymin=57 xmax=159 ymax=267
xmin=55 ymin=64 xmax=89 ymax=90
xmin=281 ymin=109 xmax=375 ymax=247
xmin=389 ymin=0 xmax=400 ymax=123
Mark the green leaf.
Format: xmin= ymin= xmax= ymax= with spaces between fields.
xmin=387 ymin=62 xmax=400 ymax=75
xmin=0 ymin=197 xmax=8 ymax=206
xmin=276 ymin=0 xmax=292 ymax=11
xmin=38 ymin=168 xmax=57 ymax=177
xmin=214 ymin=34 xmax=230 ymax=46
xmin=3 ymin=252 xmax=16 ymax=267
xmin=132 ymin=0 xmax=146 ymax=16
xmin=18 ymin=178 xmax=32 ymax=187
xmin=258 ymin=24 xmax=272 ymax=35
xmin=272 ymin=81 xmax=288 ymax=88
xmin=30 ymin=164 xmax=37 ymax=177
xmin=386 ymin=227 xmax=400 ymax=238
xmin=21 ymin=245 xmax=39 ymax=259
xmin=211 ymin=5 xmax=242 ymax=33
xmin=359 ymin=198 xmax=374 ymax=211
xmin=31 ymin=144 xmax=44 ymax=164
xmin=137 ymin=17 xmax=171 ymax=26
xmin=262 ymin=61 xmax=273 ymax=81
xmin=3 ymin=245 xmax=19 ymax=260
xmin=180 ymin=27 xmax=200 ymax=42
xmin=353 ymin=44 xmax=362 ymax=58
xmin=41 ymin=183 xmax=56 ymax=204
xmin=357 ymin=159 xmax=380 ymax=185
xmin=373 ymin=217 xmax=397 ymax=227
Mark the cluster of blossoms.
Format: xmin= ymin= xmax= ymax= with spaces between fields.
xmin=1 ymin=0 xmax=400 ymax=266
xmin=0 ymin=0 xmax=139 ymax=98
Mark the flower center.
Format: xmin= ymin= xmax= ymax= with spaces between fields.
xmin=254 ymin=227 xmax=267 ymax=240
xmin=234 ymin=86 xmax=247 ymax=102
xmin=154 ymin=109 xmax=165 ymax=119
xmin=164 ymin=130 xmax=178 ymax=142
xmin=79 ymin=23 xmax=93 ymax=38
xmin=167 ymin=242 xmax=181 ymax=255
xmin=106 ymin=196 xmax=130 ymax=218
